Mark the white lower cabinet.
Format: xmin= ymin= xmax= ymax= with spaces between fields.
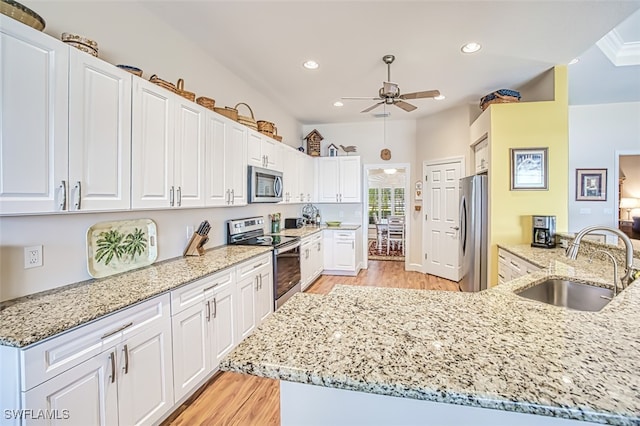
xmin=18 ymin=294 xmax=173 ymax=426
xmin=236 ymin=254 xmax=272 ymax=341
xmin=497 ymin=248 xmax=540 ymax=284
xmin=170 ymin=268 xmax=236 ymax=402
xmin=301 ymin=232 xmax=323 ymax=290
xmin=323 ymin=229 xmax=361 ymax=276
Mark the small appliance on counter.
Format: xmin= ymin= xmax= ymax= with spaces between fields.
xmin=531 ymin=215 xmax=556 ymax=248
xmin=285 ymin=218 xmax=305 ymax=229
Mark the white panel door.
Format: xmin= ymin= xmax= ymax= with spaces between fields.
xmin=423 ymin=160 xmax=462 ymax=281
xmin=212 ymin=280 xmax=237 ymax=367
xmin=174 ymin=100 xmax=205 ymax=207
xmin=171 ymin=303 xmax=209 ymax=402
xmin=131 ymin=79 xmax=175 ymax=209
xmin=205 ymin=113 xmax=227 ymax=206
xmin=23 ymin=349 xmax=118 ymax=426
xmin=236 ymin=274 xmax=257 ymax=341
xmin=68 ymin=49 xmax=132 ymax=211
xmin=117 ymin=320 xmax=174 ymax=426
xmin=339 ymin=157 xmax=361 ymax=203
xmin=227 ymin=122 xmax=247 ymax=206
xmin=0 ymin=18 xmax=69 ymax=214
xmin=317 ymin=158 xmax=340 ymax=202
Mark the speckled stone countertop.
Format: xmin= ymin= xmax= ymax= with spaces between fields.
xmin=0 ymin=245 xmax=271 ymax=348
xmin=221 ymin=247 xmax=640 ymax=425
xmin=278 ymin=224 xmax=360 ymax=238
xmin=321 ymin=224 xmax=361 ymax=230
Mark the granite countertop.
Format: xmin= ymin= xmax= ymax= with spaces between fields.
xmin=0 ymin=245 xmax=272 ymax=348
xmin=321 ymin=224 xmax=361 ymax=230
xmin=278 ymin=224 xmax=361 ymax=238
xmin=221 ymin=246 xmax=640 ymax=425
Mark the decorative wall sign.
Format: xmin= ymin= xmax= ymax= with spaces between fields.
xmin=510 ymin=147 xmax=548 ymax=190
xmin=576 ymin=168 xmax=607 ymax=201
xmin=415 ymin=181 xmax=423 ymax=201
xmin=380 ymin=149 xmax=391 ymax=161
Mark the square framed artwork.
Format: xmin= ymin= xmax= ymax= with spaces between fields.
xmin=510 ymin=148 xmax=548 ymax=190
xmin=576 ymin=168 xmax=607 ymax=201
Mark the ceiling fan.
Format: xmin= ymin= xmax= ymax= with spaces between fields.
xmin=342 ymin=55 xmax=440 ymax=113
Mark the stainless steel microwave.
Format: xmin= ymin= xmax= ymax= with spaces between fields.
xmin=248 ymin=166 xmax=283 ymax=203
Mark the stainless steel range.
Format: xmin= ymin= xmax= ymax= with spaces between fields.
xmin=227 ymin=217 xmax=301 ymax=309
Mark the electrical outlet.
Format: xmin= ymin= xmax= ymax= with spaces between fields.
xmin=24 ymin=245 xmax=43 ymax=269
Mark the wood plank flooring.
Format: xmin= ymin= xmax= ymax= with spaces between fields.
xmin=164 ymin=260 xmax=458 ymax=426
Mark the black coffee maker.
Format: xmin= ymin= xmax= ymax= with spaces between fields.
xmin=531 ymin=215 xmax=556 ymax=248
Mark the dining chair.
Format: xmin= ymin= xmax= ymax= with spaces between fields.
xmin=374 ymin=214 xmax=388 ymax=253
xmin=386 ymin=215 xmax=405 ymax=255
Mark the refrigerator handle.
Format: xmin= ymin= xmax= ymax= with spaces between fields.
xmin=460 ymin=195 xmax=467 ymax=256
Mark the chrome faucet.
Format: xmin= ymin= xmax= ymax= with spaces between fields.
xmin=589 ymin=249 xmax=619 ymax=296
xmin=566 ymin=225 xmax=635 ymax=289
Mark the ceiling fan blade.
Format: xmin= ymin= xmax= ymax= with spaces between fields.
xmin=399 ymin=90 xmax=440 ymax=100
xmin=361 ymin=102 xmax=384 ymax=113
xmin=394 ymin=100 xmax=417 ymax=112
xmin=342 ymin=96 xmax=382 ymax=100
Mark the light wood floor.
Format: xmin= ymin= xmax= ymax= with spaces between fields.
xmin=164 ymin=260 xmax=458 ymax=426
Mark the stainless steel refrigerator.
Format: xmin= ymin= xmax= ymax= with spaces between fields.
xmin=459 ymin=174 xmax=488 ymax=292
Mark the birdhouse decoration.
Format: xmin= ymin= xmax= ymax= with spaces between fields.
xmin=303 ymin=129 xmax=323 ymax=157
xmin=327 ymin=143 xmax=339 ymax=157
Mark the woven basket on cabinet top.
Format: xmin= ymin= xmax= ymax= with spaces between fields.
xmin=149 ymin=74 xmax=177 ymax=93
xmin=272 ymin=127 xmax=282 ymax=142
xmin=196 ymin=96 xmax=215 ymax=110
xmin=214 ymin=106 xmax=238 ymax=121
xmin=176 ymin=78 xmax=195 ymax=102
xmin=257 ymin=120 xmax=275 ymax=136
xmin=234 ymin=103 xmax=258 ymax=131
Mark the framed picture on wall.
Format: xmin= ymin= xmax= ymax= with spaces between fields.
xmin=510 ymin=147 xmax=548 ymax=190
xmin=576 ymin=168 xmax=607 ymax=201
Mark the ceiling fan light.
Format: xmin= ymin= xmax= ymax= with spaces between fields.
xmin=303 ymin=60 xmax=319 ymax=70
xmin=333 ymin=101 xmax=344 ymax=107
xmin=434 ymin=94 xmax=446 ymax=100
xmin=384 ymin=168 xmax=397 ymax=175
xmin=569 ymin=58 xmax=580 ymax=65
xmin=461 ymin=42 xmax=482 ymax=54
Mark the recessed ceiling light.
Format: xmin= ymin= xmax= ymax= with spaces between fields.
xmin=434 ymin=94 xmax=446 ymax=101
xmin=303 ymin=60 xmax=319 ymax=70
xmin=461 ymin=42 xmax=482 ymax=54
xmin=569 ymin=58 xmax=580 ymax=65
xmin=333 ymin=101 xmax=344 ymax=107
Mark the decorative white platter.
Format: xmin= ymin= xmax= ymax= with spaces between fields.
xmin=86 ymin=219 xmax=158 ymax=278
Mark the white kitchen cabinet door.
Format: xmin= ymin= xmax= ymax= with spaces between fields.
xmin=282 ymin=148 xmax=300 ymax=203
xmin=317 ymin=158 xmax=341 ymax=202
xmin=247 ymin=131 xmax=263 ymax=168
xmin=23 ymin=349 xmax=118 ymax=426
xmin=117 ymin=320 xmax=174 ymax=426
xmin=262 ymin=136 xmax=280 ymax=171
xmin=174 ymin=100 xmax=205 ymax=207
xmin=211 ymin=279 xmax=237 ymax=367
xmin=339 ymin=157 xmax=361 ymax=203
xmin=204 ymin=113 xmax=227 ymax=206
xmin=333 ymin=235 xmax=356 ymax=270
xmin=68 ymin=49 xmax=132 ymax=212
xmin=131 ymin=79 xmax=175 ymax=209
xmin=300 ymin=237 xmax=313 ymax=290
xmin=302 ymin=155 xmax=316 ymax=203
xmin=0 ymin=18 xmax=69 ymax=215
xmin=256 ymin=270 xmax=273 ymax=325
xmin=236 ymin=274 xmax=257 ymax=341
xmin=226 ymin=122 xmax=248 ymax=206
xmin=311 ymin=233 xmax=324 ymax=281
xmin=171 ymin=302 xmax=209 ymax=402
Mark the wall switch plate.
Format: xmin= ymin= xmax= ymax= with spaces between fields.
xmin=24 ymin=245 xmax=43 ymax=269
xmin=186 ymin=225 xmax=194 ymax=239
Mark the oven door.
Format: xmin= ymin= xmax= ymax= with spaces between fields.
xmin=273 ymin=241 xmax=301 ymax=309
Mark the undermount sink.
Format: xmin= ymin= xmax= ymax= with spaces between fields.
xmin=516 ymin=279 xmax=614 ymax=312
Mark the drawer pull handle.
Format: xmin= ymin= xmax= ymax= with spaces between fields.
xmin=123 ymin=344 xmax=129 ymax=374
xmin=101 ymin=322 xmax=133 ymax=339
xmin=253 ymin=263 xmax=264 ymax=269
xmin=109 ymin=351 xmax=116 ymax=383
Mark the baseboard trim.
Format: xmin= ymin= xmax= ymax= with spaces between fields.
xmin=406 ymin=263 xmax=423 ymax=273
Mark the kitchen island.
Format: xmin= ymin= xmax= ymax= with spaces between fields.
xmin=221 ymin=246 xmax=640 ymax=425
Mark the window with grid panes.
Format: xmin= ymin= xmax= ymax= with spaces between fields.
xmin=369 ymin=187 xmax=405 ymax=224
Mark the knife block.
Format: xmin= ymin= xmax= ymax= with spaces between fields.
xmin=183 ymin=233 xmax=208 ymax=257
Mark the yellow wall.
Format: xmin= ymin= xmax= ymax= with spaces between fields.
xmin=488 ymin=66 xmax=569 ymax=285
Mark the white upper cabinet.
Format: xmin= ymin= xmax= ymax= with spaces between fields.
xmin=131 ymin=79 xmax=205 ymax=209
xmin=247 ymin=130 xmax=281 ymax=171
xmin=317 ymin=156 xmax=361 ymax=203
xmin=204 ymin=112 xmax=247 ymax=207
xmin=68 ymin=49 xmax=132 ymax=211
xmin=0 ymin=18 xmax=69 ymax=215
xmin=282 ymin=148 xmax=300 ymax=203
xmin=1 ymin=18 xmax=134 ymax=215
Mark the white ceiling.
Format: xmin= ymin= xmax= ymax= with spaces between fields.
xmin=144 ymin=1 xmax=640 ymax=124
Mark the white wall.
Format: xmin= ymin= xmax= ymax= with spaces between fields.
xmin=413 ymin=105 xmax=472 ymax=267
xmin=1 ymin=1 xmax=305 ymax=301
xmin=568 ymin=102 xmax=640 ymax=232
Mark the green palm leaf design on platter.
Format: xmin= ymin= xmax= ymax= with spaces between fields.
xmin=123 ymin=228 xmax=147 ymax=259
xmin=95 ymin=230 xmax=126 ymax=266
